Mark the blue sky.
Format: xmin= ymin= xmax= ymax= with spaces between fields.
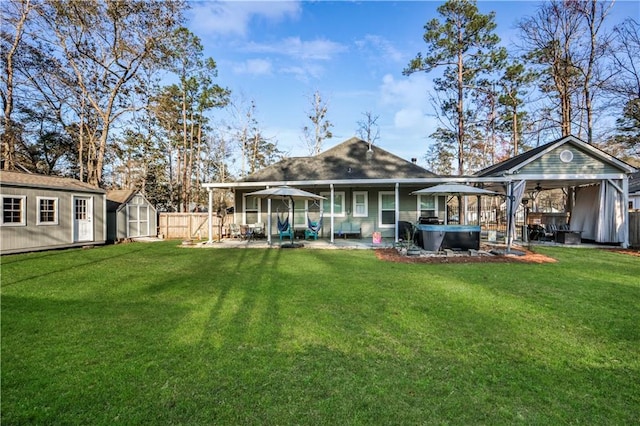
xmin=186 ymin=0 xmax=639 ymax=166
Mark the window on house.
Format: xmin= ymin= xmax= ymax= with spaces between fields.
xmin=321 ymin=191 xmax=345 ymax=217
xmin=38 ymin=197 xmax=58 ymax=225
xmin=2 ymin=196 xmax=26 ymax=226
xmin=353 ymin=191 xmax=368 ymax=217
xmin=379 ymin=192 xmax=395 ymax=227
xmin=418 ymin=195 xmax=436 ymax=218
xmin=244 ymin=196 xmax=260 ymax=224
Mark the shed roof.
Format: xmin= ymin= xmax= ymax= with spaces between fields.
xmin=106 ymin=189 xmax=137 ymax=205
xmin=0 ymin=170 xmax=105 ymax=193
xmin=241 ymin=137 xmax=436 ymax=182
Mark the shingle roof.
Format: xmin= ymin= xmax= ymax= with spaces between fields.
xmin=0 ymin=170 xmax=105 ymax=193
xmin=242 ymin=137 xmax=436 ymax=182
xmin=106 ymin=189 xmax=137 ymax=204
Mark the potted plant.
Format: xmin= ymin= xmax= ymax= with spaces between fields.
xmin=397 ymin=225 xmax=421 ymax=256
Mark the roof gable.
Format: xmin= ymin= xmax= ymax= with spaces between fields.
xmin=0 ymin=170 xmax=105 ymax=193
xmin=242 ymin=137 xmax=436 ymax=182
xmin=106 ymin=189 xmax=137 ymax=205
xmin=476 ymin=135 xmax=636 ymax=177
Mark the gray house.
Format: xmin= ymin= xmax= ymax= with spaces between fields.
xmin=203 ymin=135 xmax=636 ymax=248
xmin=1 ymin=171 xmax=106 ymax=254
xmin=106 ymin=190 xmax=157 ymax=242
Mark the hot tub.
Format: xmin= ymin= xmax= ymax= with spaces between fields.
xmin=416 ymin=224 xmax=481 ymax=251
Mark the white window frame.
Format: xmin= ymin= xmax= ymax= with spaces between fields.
xmin=321 ymin=191 xmax=346 ymax=217
xmin=416 ymin=195 xmax=438 ymax=220
xmin=37 ymin=196 xmax=59 ymax=225
xmin=1 ymin=195 xmax=26 ymax=226
xmin=378 ymin=191 xmax=396 ymax=228
xmin=243 ymin=195 xmax=261 ymax=225
xmin=352 ymin=191 xmax=368 ymax=218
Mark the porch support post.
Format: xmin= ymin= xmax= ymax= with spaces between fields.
xmin=207 ymin=188 xmax=213 ymax=243
xmin=267 ymin=186 xmax=272 ymax=245
xmin=623 ymin=177 xmax=629 ymax=248
xmin=330 ymin=184 xmax=335 ymax=244
xmin=395 ymin=182 xmax=400 ymax=243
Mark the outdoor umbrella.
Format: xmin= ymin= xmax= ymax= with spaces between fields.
xmin=412 ymin=183 xmax=499 ymax=226
xmin=411 ymin=183 xmax=498 ymax=197
xmin=245 ymin=186 xmax=325 ymax=246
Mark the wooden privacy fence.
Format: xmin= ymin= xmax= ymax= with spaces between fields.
xmin=630 ymin=211 xmax=640 ymax=248
xmin=158 ymin=213 xmax=232 ymax=240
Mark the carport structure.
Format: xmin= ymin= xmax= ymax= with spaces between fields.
xmin=476 ymin=135 xmax=636 ymax=248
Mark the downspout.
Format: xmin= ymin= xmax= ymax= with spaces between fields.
xmin=395 ymin=182 xmax=400 ymax=243
xmin=330 ymin=184 xmax=335 ymax=244
xmin=207 ymin=188 xmax=213 ymax=243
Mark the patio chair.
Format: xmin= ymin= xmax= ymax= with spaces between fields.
xmin=305 ymin=214 xmax=323 ymax=240
xmin=229 ymin=223 xmax=242 ymax=239
xmin=277 ymin=212 xmax=294 ymax=241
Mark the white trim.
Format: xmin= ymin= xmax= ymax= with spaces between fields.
xmin=242 ymin=194 xmax=262 ymax=225
xmin=378 ymin=191 xmax=396 ymax=229
xmin=1 ymin=194 xmax=26 ymax=226
xmin=352 ymin=191 xmax=368 ymax=217
xmin=416 ymin=194 xmax=438 ymax=220
xmin=36 ymin=196 xmax=59 ymax=225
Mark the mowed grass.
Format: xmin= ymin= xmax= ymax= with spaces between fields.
xmin=1 ymin=242 xmax=639 ymax=425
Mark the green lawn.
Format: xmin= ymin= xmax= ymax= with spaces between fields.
xmin=2 ymin=242 xmax=639 ymax=425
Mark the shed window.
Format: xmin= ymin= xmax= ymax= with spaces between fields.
xmin=38 ymin=197 xmax=58 ymax=225
xmin=2 ymin=196 xmax=26 ymax=226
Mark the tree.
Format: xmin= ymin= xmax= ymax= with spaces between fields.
xmin=356 ymin=111 xmax=380 ymax=150
xmin=153 ymin=28 xmax=229 ymax=211
xmin=497 ymin=60 xmax=537 ymax=155
xmin=519 ymin=0 xmax=583 ymax=139
xmin=32 ymin=0 xmax=186 ymax=186
xmin=1 ymin=0 xmax=34 ymax=170
xmin=404 ymin=0 xmax=506 ymax=175
xmin=570 ymin=0 xmax=615 ymax=144
xmin=302 ymin=90 xmax=333 ymax=156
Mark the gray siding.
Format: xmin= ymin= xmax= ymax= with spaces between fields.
xmin=237 ymin=186 xmax=447 ymax=239
xmin=1 ymin=186 xmax=106 ymax=254
xmin=519 ymin=145 xmax=621 ymax=175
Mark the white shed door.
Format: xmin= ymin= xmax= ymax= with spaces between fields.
xmin=74 ymin=197 xmax=93 ymax=242
xmin=127 ymin=204 xmax=149 ymax=237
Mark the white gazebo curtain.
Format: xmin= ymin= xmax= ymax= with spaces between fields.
xmin=506 ymin=180 xmax=527 ymax=248
xmin=572 ymin=180 xmax=626 ymax=243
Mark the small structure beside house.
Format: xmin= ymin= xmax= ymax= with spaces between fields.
xmin=106 ymin=190 xmax=157 ymax=242
xmin=628 ymin=171 xmax=640 ymax=210
xmin=1 ymin=170 xmax=106 ymax=254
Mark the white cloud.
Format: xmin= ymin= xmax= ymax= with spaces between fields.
xmin=380 ymin=73 xmax=431 ymax=109
xmin=189 ymin=1 xmax=301 ymax=38
xmin=281 ymin=63 xmax=325 ymax=82
xmin=355 ymin=34 xmax=405 ymax=63
xmin=245 ymin=37 xmax=348 ymax=60
xmin=233 ymin=58 xmax=273 ymax=76
xmin=394 ymin=108 xmax=425 ymax=129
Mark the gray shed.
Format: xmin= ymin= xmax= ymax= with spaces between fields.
xmin=1 ymin=170 xmax=106 ymax=254
xmin=107 ymin=190 xmax=157 ymax=241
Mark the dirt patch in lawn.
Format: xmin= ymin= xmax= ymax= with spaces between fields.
xmin=607 ymin=248 xmax=640 ymax=258
xmin=375 ymin=246 xmax=557 ymax=264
